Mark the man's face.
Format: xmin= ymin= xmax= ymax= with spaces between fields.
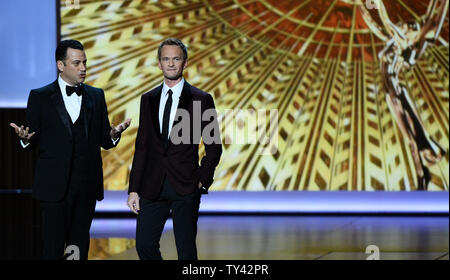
xmin=57 ymin=48 xmax=87 ymax=85
xmin=158 ymin=45 xmax=187 ymax=81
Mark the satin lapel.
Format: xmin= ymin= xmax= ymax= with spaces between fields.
xmin=81 ymin=84 xmax=93 ymax=139
xmin=168 ymin=81 xmax=192 ymax=148
xmin=50 ymin=80 xmax=72 ymax=137
xmin=150 ymin=84 xmax=163 ymax=139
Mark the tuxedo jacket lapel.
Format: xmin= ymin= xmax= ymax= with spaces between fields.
xmin=149 ymin=84 xmax=163 ymax=140
xmin=81 ymin=84 xmax=94 ymax=139
xmin=168 ymin=81 xmax=192 ymax=148
xmin=50 ymin=80 xmax=72 ymax=137
xmin=172 ymin=81 xmax=191 ymax=128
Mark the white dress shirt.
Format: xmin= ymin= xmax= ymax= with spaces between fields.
xmin=159 ymin=78 xmax=184 ymax=137
xmin=58 ymin=75 xmax=82 ymax=124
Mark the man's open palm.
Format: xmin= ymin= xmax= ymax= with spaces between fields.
xmin=110 ymin=118 xmax=132 ymax=139
xmin=10 ymin=123 xmax=35 ymax=144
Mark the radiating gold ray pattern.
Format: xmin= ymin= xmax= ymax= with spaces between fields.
xmin=60 ymin=0 xmax=449 ymax=191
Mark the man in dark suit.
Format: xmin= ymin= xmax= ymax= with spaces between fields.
xmin=127 ymin=38 xmax=222 ymax=260
xmin=10 ymin=40 xmax=131 ymax=260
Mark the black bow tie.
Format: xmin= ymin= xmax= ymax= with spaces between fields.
xmin=66 ymin=85 xmax=83 ymax=96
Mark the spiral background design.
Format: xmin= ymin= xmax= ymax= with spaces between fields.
xmin=60 ymin=0 xmax=449 ymax=191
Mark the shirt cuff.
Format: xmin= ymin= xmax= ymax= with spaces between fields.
xmin=20 ymin=139 xmax=30 ymax=148
xmin=112 ymin=137 xmax=120 ymax=145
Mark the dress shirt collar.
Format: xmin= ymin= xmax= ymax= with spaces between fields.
xmin=162 ymin=77 xmax=184 ymax=100
xmin=58 ymin=75 xmax=81 ymax=97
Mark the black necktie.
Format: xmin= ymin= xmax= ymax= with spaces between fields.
xmin=162 ymin=89 xmax=173 ymax=148
xmin=66 ymin=85 xmax=82 ymax=96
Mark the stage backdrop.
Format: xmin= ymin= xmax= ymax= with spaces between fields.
xmin=60 ymin=0 xmax=449 ymax=191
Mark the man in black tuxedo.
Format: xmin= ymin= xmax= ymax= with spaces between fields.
xmin=127 ymin=38 xmax=222 ymax=260
xmin=10 ymin=40 xmax=131 ymax=260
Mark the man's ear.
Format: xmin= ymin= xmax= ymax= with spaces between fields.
xmin=57 ymin=60 xmax=65 ymax=73
xmin=183 ymin=59 xmax=188 ymax=69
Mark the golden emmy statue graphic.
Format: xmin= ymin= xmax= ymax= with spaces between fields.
xmin=359 ymin=0 xmax=449 ymax=190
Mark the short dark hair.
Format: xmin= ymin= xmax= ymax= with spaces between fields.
xmin=55 ymin=40 xmax=84 ymax=62
xmin=157 ymin=38 xmax=188 ymax=61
